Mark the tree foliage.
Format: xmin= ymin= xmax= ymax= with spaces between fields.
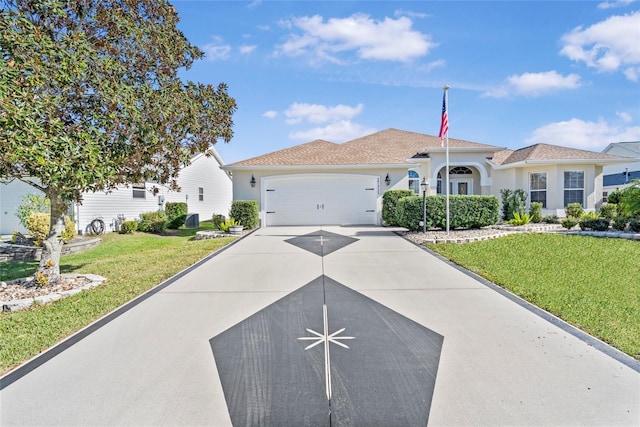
xmin=619 ymin=179 xmax=640 ymax=217
xmin=0 ymin=0 xmax=236 ymax=283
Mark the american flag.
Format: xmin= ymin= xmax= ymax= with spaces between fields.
xmin=438 ymin=90 xmax=448 ymax=147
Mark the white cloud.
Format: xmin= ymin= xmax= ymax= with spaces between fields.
xmin=597 ymin=0 xmax=635 ymax=10
xmin=263 ymin=110 xmax=278 ymax=119
xmin=616 ymin=111 xmax=633 ymax=122
xmin=202 ymin=39 xmax=232 ymax=61
xmin=527 ymin=118 xmax=640 ymax=150
xmin=289 ymin=120 xmax=376 ymax=142
xmin=239 ymin=45 xmax=257 ymax=54
xmin=484 ymin=71 xmax=582 ymax=97
xmin=276 ymin=13 xmax=435 ymax=63
xmin=284 ymin=103 xmax=364 ymax=124
xmin=560 ymin=11 xmax=640 ymax=81
xmin=394 ymin=9 xmax=429 ymax=19
xmin=417 ymin=59 xmax=446 ymax=73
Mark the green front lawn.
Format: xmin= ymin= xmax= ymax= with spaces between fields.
xmin=0 ymin=222 xmax=237 ymax=375
xmin=427 ymin=233 xmax=640 ymax=359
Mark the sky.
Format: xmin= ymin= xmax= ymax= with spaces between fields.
xmin=170 ymin=0 xmax=640 ymax=164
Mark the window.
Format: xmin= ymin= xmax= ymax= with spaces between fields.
xmin=132 ymin=184 xmax=146 ymax=199
xmin=198 ymin=187 xmax=204 ymax=201
xmin=449 ymin=166 xmax=473 ymax=175
xmin=529 ymin=172 xmax=547 ymax=208
xmin=437 ymin=172 xmax=442 ymax=194
xmin=408 ymin=170 xmax=420 ymax=194
xmin=564 ymin=171 xmax=584 ymax=207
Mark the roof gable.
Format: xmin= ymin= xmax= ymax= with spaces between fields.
xmin=490 ymin=143 xmax=625 ymax=166
xmin=603 ymin=141 xmax=640 ymax=156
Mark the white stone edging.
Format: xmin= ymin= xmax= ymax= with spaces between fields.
xmin=2 ymin=274 xmax=107 ymax=313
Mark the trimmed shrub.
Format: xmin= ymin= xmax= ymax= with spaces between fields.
xmin=629 ymin=217 xmax=640 ymax=232
xmin=579 ymin=218 xmax=610 ymax=231
xmin=565 ymin=202 xmax=584 ymax=219
xmin=138 ymin=211 xmax=168 ymax=234
xmin=397 ymin=195 xmax=499 ymax=231
xmin=61 ymin=216 xmax=77 ymax=241
xmin=599 ymin=203 xmax=617 ymax=221
xmin=561 ymin=217 xmax=578 ymax=230
xmin=607 ymin=189 xmax=624 ymax=204
xmin=529 ymin=202 xmax=542 ymax=223
xmin=212 ymin=214 xmax=226 ymax=229
xmin=165 ymin=202 xmax=188 ymax=229
xmin=397 ymin=196 xmax=423 ymax=230
xmin=541 ymin=214 xmax=560 ymax=224
xmin=16 ymin=192 xmax=50 ymax=229
xmin=229 ymin=200 xmax=259 ymax=229
xmin=382 ymin=190 xmax=415 ymax=226
xmin=612 ymin=216 xmax=629 ymax=231
xmin=26 ymin=212 xmax=50 ymax=245
xmin=26 ymin=213 xmax=76 ymax=244
xmin=119 ymin=221 xmax=138 ymax=234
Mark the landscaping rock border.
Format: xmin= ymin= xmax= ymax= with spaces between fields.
xmin=1 ymin=274 xmax=107 ymax=313
xmin=402 ymin=223 xmax=640 ymax=245
xmin=0 ymin=237 xmax=102 ymax=263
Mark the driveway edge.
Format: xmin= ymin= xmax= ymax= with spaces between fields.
xmin=0 ymin=229 xmax=259 ymax=390
xmin=396 ymin=232 xmax=640 ymax=374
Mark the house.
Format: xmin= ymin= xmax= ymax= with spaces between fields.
xmin=221 ymin=128 xmax=631 ymax=227
xmin=0 ymin=149 xmax=232 ymax=235
xmin=601 ymin=142 xmax=640 ymax=198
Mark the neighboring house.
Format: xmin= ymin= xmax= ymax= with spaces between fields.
xmin=221 ymin=128 xmax=631 ymax=227
xmin=0 ymin=149 xmax=232 ymax=235
xmin=601 ymin=142 xmax=640 ymax=198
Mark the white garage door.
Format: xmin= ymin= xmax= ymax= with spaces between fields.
xmin=263 ymin=174 xmax=379 ymax=226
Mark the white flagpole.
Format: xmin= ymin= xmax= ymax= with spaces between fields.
xmin=444 ymin=85 xmax=450 ymax=234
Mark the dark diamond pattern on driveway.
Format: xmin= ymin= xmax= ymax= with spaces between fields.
xmin=285 ymin=230 xmax=358 ymax=256
xmin=210 ymin=275 xmax=443 ymax=426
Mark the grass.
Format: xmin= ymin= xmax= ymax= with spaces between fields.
xmin=0 ymin=222 xmax=237 ymax=375
xmin=427 ymin=233 xmax=640 ymax=359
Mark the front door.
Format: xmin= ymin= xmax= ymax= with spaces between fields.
xmin=449 ymin=179 xmax=472 ymax=195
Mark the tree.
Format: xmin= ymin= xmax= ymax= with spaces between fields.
xmin=0 ymin=0 xmax=236 ymax=284
xmin=619 ymin=179 xmax=640 ymax=217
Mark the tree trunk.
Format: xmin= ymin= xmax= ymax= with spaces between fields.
xmin=37 ymin=191 xmax=68 ymax=286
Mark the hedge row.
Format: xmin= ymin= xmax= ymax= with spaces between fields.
xmin=382 ymin=190 xmax=415 ymax=226
xmin=229 ymin=200 xmax=259 ymax=229
xmin=386 ymin=192 xmax=499 ymax=231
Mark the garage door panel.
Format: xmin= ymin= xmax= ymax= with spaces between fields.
xmin=264 ymin=174 xmax=378 ymax=226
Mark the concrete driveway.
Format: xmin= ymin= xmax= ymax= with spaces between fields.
xmin=1 ymin=226 xmax=639 ymax=426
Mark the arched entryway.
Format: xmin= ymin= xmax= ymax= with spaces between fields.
xmin=435 ymin=166 xmax=484 ymax=195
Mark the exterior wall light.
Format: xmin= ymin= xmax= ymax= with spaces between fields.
xmin=250 ymin=175 xmax=256 ymax=187
xmin=385 ymin=173 xmax=391 ymax=186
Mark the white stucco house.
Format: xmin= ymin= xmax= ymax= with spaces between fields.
xmin=221 ymin=128 xmax=631 ymax=227
xmin=0 ymin=149 xmax=232 ymax=235
xmin=602 ymin=142 xmax=640 ymax=197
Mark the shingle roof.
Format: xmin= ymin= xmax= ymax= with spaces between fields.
xmin=606 ymin=141 xmax=640 ymax=155
xmin=490 ymin=143 xmax=624 ymax=165
xmin=226 ymin=138 xmax=409 ymax=167
xmin=226 ymin=128 xmax=502 ymax=167
xmin=343 ymin=128 xmax=501 ymax=158
xmin=226 ymin=129 xmax=628 ymax=169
